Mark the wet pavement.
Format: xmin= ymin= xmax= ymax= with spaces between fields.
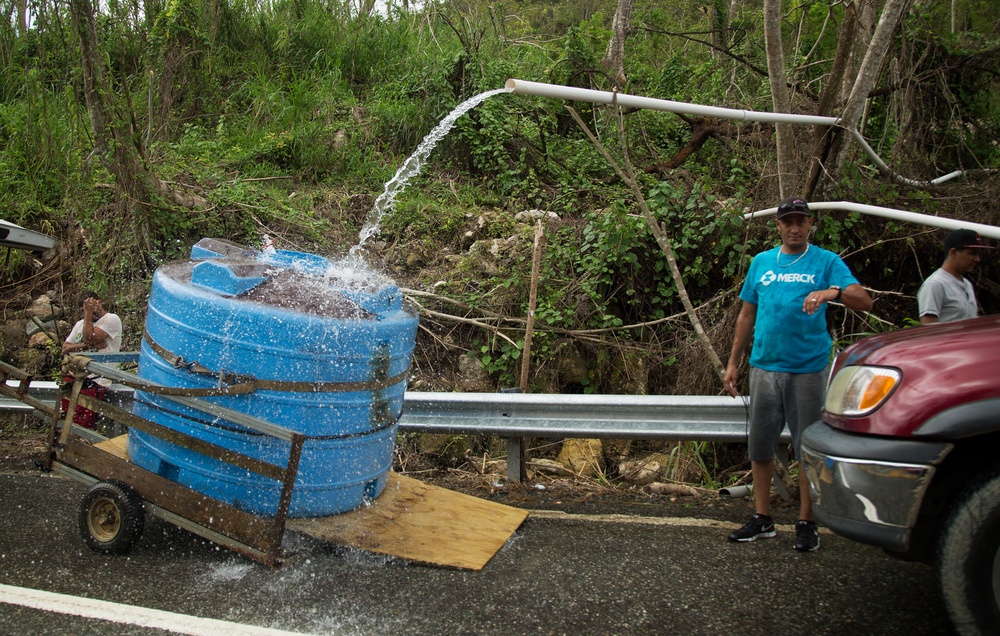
xmin=0 ymin=471 xmax=953 ymax=635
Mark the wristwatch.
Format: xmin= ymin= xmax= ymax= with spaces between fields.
xmin=830 ymin=285 xmax=843 ymax=301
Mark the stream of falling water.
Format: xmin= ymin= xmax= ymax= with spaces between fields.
xmin=351 ymin=87 xmax=511 ymax=254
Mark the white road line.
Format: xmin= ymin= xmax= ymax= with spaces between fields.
xmin=529 ymin=509 xmax=731 ymax=527
xmin=0 ymin=584 xmax=317 ymax=636
xmin=528 ymin=510 xmax=831 ymax=533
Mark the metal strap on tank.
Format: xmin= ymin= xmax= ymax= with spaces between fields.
xmin=131 ymin=392 xmax=399 ymax=439
xmin=140 ymin=333 xmax=409 ymax=396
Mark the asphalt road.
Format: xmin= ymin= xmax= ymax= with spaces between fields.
xmin=0 ymin=471 xmax=953 ymax=636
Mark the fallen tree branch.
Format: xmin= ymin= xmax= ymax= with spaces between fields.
xmin=407 ymin=297 xmax=518 ymax=347
xmin=403 ymin=288 xmax=726 ymax=335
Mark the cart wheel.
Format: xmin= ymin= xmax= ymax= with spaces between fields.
xmin=78 ymin=480 xmax=145 ymax=555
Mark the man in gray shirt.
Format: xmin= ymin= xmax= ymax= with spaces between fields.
xmin=918 ymin=229 xmax=994 ymax=324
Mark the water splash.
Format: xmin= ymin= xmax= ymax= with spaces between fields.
xmin=352 ymin=87 xmax=511 ymax=253
xmin=323 ymin=254 xmax=392 ymax=292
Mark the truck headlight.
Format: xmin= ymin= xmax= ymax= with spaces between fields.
xmin=825 ymin=366 xmax=901 ymax=416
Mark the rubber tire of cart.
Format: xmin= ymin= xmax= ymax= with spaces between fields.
xmin=78 ymin=480 xmax=145 ymax=556
xmin=938 ymin=468 xmax=1000 ymax=636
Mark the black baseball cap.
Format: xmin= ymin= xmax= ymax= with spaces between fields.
xmin=776 ymin=197 xmax=812 ymax=219
xmin=944 ymin=229 xmax=994 ymax=251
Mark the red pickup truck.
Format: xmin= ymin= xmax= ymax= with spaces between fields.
xmin=801 ymin=314 xmax=1000 ymax=635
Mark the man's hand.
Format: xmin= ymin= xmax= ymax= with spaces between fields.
xmin=62 ymin=341 xmax=87 ymax=354
xmin=725 ymin=302 xmax=756 ymax=398
xmin=82 ymin=297 xmax=101 ymax=316
xmin=802 ymin=288 xmax=838 ymax=315
xmin=723 ymin=365 xmax=740 ymax=397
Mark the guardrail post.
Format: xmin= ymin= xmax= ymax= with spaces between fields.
xmin=506 ymin=437 xmax=523 ymax=483
xmin=498 ymin=387 xmax=527 ymax=483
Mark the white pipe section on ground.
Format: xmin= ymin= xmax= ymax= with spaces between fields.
xmin=745 ymin=201 xmax=1000 ymax=240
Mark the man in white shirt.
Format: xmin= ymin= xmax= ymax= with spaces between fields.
xmin=63 ymin=290 xmax=122 ymax=354
xmin=59 ymin=290 xmax=123 ymax=430
xmin=917 ymin=229 xmax=994 ymax=324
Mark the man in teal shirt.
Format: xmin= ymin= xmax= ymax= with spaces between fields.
xmin=722 ymin=197 xmax=873 ymax=552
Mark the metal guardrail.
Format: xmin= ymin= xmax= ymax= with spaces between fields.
xmin=2 ymin=378 xmax=782 ymax=483
xmin=401 ymin=391 xmax=769 ymax=482
xmin=2 ymin=382 xmax=756 ymax=437
xmin=400 ymin=392 xmax=752 ymax=440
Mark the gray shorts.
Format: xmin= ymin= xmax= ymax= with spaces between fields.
xmin=747 ymin=366 xmax=829 ymax=462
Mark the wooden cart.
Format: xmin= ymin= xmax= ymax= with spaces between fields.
xmin=0 ymin=356 xmax=527 ymax=570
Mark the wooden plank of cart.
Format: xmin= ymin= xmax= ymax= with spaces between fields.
xmin=0 ymin=356 xmax=528 ymax=571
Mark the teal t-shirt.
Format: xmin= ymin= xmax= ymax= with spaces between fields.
xmin=740 ymin=244 xmax=859 ymax=374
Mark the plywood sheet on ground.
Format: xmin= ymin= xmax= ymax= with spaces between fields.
xmin=287 ymin=472 xmax=529 ymax=571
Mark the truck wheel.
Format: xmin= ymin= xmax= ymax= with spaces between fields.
xmin=79 ymin=480 xmax=145 ymax=556
xmin=938 ymin=469 xmax=1000 ymax=635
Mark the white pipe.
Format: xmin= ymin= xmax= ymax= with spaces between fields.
xmin=718 ymin=484 xmax=753 ymax=499
xmin=505 ymin=79 xmax=989 ymax=188
xmin=930 ymin=170 xmax=964 ymax=185
xmin=505 ymin=78 xmax=841 ymax=126
xmin=745 ymin=201 xmax=1000 ymax=240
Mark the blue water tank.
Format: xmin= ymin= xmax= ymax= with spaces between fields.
xmin=127 ymin=238 xmax=418 ymax=517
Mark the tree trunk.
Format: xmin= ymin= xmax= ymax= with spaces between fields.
xmin=602 ymin=0 xmax=634 ymax=89
xmin=763 ymin=0 xmax=795 ymax=198
xmin=71 ymin=0 xmax=153 ymax=206
xmin=804 ymin=1 xmax=861 ymax=198
xmin=149 ymin=0 xmax=207 ymax=143
xmin=707 ymin=1 xmax=723 ymax=60
xmin=154 ymin=46 xmax=183 ymax=141
xmin=71 ymin=0 xmax=206 ymax=212
xmin=808 ymin=0 xmax=908 ymax=198
xmin=834 ymin=0 xmax=907 ymax=152
xmin=647 ymin=120 xmax=746 ymax=176
xmin=16 ymin=0 xmax=28 ymax=34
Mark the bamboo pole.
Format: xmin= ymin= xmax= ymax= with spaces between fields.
xmin=511 ymin=220 xmax=545 ymax=482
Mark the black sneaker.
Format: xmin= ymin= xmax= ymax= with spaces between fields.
xmin=728 ymin=514 xmax=776 ymax=542
xmin=793 ymin=520 xmax=820 ymax=552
